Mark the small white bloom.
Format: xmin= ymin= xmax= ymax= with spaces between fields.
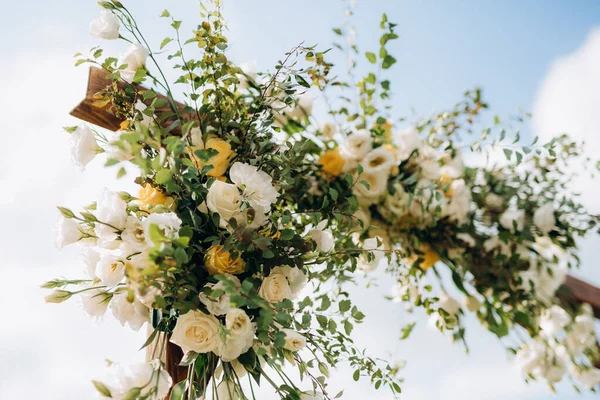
xmin=89 ymin=10 xmax=120 ymax=40
xmin=309 ymin=220 xmax=335 ymax=252
xmin=352 ymin=171 xmax=388 ymax=205
xmin=206 ymin=180 xmax=241 ymax=228
xmin=570 ymin=365 xmax=600 ymax=389
xmin=110 ymin=291 xmax=150 ymax=331
xmin=362 ymin=147 xmax=396 ymax=177
xmin=229 ymin=162 xmax=279 ymax=210
xmin=118 ymin=44 xmax=148 ymax=83
xmin=566 ymin=308 xmax=596 ymax=353
xmin=485 ymin=193 xmax=504 ymax=211
xmin=102 ymin=362 xmax=172 ymax=400
xmin=199 ymin=275 xmax=241 ymax=316
xmin=55 ymin=216 xmax=82 ymax=249
xmin=321 ymin=122 xmax=337 ymax=139
xmin=121 ymin=216 xmax=148 ymax=253
xmin=438 ymin=292 xmax=461 ymax=315
xmin=341 ymin=129 xmax=373 ymax=161
xmin=358 ymin=236 xmax=385 ymax=271
xmin=394 ymin=126 xmax=422 ymax=161
xmin=464 ymin=296 xmax=482 ymax=312
xmin=539 ymin=305 xmax=571 ymax=338
xmin=70 ymin=124 xmax=100 ymax=170
xmin=500 ymin=208 xmax=525 ymax=232
xmin=96 ymin=252 xmax=125 ymax=287
xmin=281 ymin=329 xmax=306 ymax=352
xmin=95 ymin=188 xmax=128 ymax=242
xmin=533 ymin=203 xmax=556 ymax=234
xmin=218 ymin=308 xmax=256 ymax=362
xmin=142 ymin=212 xmax=182 ymax=247
xmin=80 ymin=285 xmax=110 ymax=317
xmin=515 ymin=341 xmax=566 ymax=383
xmin=258 ymin=266 xmax=307 ymax=302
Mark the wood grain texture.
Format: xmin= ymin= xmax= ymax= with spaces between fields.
xmin=70 ymin=67 xmax=191 ymax=133
xmin=562 ymin=275 xmax=600 ymax=318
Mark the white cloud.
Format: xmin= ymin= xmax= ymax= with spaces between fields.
xmin=532 ymin=28 xmax=600 ymax=213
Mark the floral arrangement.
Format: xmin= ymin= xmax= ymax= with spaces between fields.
xmin=46 ymin=1 xmax=600 ymax=399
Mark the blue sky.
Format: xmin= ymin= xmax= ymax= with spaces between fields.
xmin=1 ymin=1 xmax=599 ymax=399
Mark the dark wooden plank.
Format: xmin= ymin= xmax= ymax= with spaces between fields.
xmin=562 ymin=274 xmax=600 ymax=319
xmin=70 ymin=67 xmax=192 ymax=133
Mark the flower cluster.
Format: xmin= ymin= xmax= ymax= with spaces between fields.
xmin=45 ymin=1 xmax=600 ymax=398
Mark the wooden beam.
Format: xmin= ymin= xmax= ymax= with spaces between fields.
xmin=562 ymin=275 xmax=600 ymax=319
xmin=70 ymin=67 xmax=190 ymax=133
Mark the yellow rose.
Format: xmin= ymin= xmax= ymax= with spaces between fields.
xmin=406 ymin=243 xmax=440 ymax=271
xmin=205 ymin=245 xmax=246 ymax=275
xmin=138 ymin=184 xmax=176 ymax=211
xmin=189 ymin=137 xmax=235 ymax=177
xmin=436 ymin=174 xmax=453 ymax=198
xmin=318 ymin=148 xmax=345 ymax=178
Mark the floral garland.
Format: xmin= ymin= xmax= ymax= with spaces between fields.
xmin=46 ymin=1 xmax=600 ymax=399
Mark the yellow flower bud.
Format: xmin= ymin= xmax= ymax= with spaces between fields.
xmin=138 ymin=184 xmax=176 ymax=212
xmin=205 ymin=245 xmax=246 ymax=275
xmin=406 ymin=243 xmax=440 ymax=271
xmin=318 ymin=148 xmax=345 ymax=178
xmin=189 ymin=137 xmax=235 ymax=177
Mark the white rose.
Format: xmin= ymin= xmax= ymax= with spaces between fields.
xmin=218 ymin=308 xmax=256 ymax=362
xmin=206 ymin=180 xmax=241 ymax=228
xmin=199 ymin=275 xmax=241 ymax=316
xmin=103 ymin=362 xmax=172 ymax=400
xmin=515 ymin=341 xmax=547 ymax=376
xmin=79 ymin=285 xmax=110 ymax=317
xmin=570 ymin=365 xmax=600 ymax=389
xmin=362 ymin=147 xmax=395 ymax=176
xmin=352 ymin=171 xmax=388 ymax=206
xmin=170 ymin=310 xmax=222 ymax=354
xmin=534 ymin=203 xmax=556 ymax=234
xmin=70 ymin=124 xmax=100 ymax=170
xmin=110 ymin=292 xmax=150 ymax=331
xmin=55 ymin=216 xmax=82 ymax=249
xmin=383 ymin=183 xmax=410 ymax=217
xmin=438 ymin=292 xmax=461 ymax=315
xmin=118 ymin=44 xmax=149 ymax=83
xmin=89 ymin=10 xmax=120 ymax=40
xmin=95 ymin=189 xmax=128 ymax=242
xmin=539 ymin=305 xmax=571 ymax=338
xmin=259 ymin=270 xmax=293 ymax=303
xmin=341 ymin=129 xmax=373 ymax=161
xmin=142 ymin=212 xmax=182 ymax=247
xmin=440 ymin=152 xmax=465 ymax=178
xmin=358 ymin=236 xmax=384 ymax=272
xmin=309 ymin=220 xmax=335 ymax=252
xmin=499 ymin=208 xmax=525 ymax=232
xmin=229 ymin=162 xmax=279 ymax=210
xmin=394 ymin=126 xmax=422 ymax=161
xmin=121 ymin=216 xmax=148 ymax=253
xmin=96 ymin=252 xmax=125 ymax=287
xmin=281 ymin=329 xmax=306 ymax=352
xmin=278 ymin=265 xmax=307 ymax=296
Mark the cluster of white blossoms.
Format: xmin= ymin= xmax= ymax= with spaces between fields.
xmin=96 ymin=360 xmax=173 ymax=400
xmin=205 ymin=161 xmax=279 ymax=229
xmin=53 ymin=183 xmax=183 ymax=330
xmin=516 ymin=304 xmax=600 ymax=388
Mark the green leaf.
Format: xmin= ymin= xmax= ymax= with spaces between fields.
xmin=160 ymin=37 xmax=173 ymax=50
xmin=381 ymin=55 xmax=397 ymax=69
xmin=160 ymin=9 xmax=171 ymax=18
xmin=353 ymin=369 xmax=360 ymax=381
xmin=179 ymin=351 xmax=199 ymax=366
xmin=365 ymin=52 xmax=377 ymax=64
xmin=169 ymin=381 xmax=186 ymax=400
